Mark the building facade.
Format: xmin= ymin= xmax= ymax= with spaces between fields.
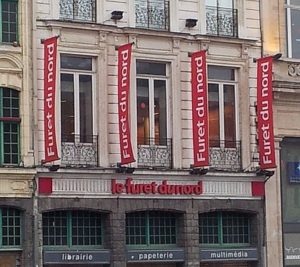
xmin=32 ymin=0 xmax=266 ymax=267
xmin=0 ymin=0 xmax=35 ymax=267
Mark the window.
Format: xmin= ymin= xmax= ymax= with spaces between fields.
xmin=0 ymin=88 xmax=20 ymax=165
xmin=126 ymin=211 xmax=177 ymax=247
xmin=199 ymin=212 xmax=250 ymax=246
xmin=1 ymin=0 xmax=18 ymax=43
xmin=286 ymin=0 xmax=300 ymax=58
xmin=136 ymin=61 xmax=172 ymax=168
xmin=60 ymin=0 xmax=96 ymax=22
xmin=42 ymin=210 xmax=102 ymax=248
xmin=0 ymin=208 xmax=22 ymax=248
xmin=135 ymin=0 xmax=169 ymax=30
xmin=208 ymin=66 xmax=237 ymax=148
xmin=206 ymin=0 xmax=238 ymax=37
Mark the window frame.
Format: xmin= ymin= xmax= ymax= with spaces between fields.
xmin=199 ymin=211 xmax=251 ymax=247
xmin=60 ymin=54 xmax=97 ymax=144
xmin=126 ymin=211 xmax=178 ymax=248
xmin=42 ymin=210 xmax=103 ymax=250
xmin=0 ymin=0 xmax=18 ymax=43
xmin=136 ymin=60 xmax=171 ymax=145
xmin=208 ymin=66 xmax=239 ymax=147
xmin=0 ymin=87 xmax=20 ymax=166
xmin=0 ymin=207 xmax=22 ymax=249
xmin=285 ymin=0 xmax=300 ymax=58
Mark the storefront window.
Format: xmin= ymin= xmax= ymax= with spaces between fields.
xmin=199 ymin=211 xmax=250 ymax=246
xmin=126 ymin=211 xmax=177 ymax=247
xmin=42 ymin=210 xmax=102 ymax=248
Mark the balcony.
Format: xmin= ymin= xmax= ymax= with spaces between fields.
xmin=209 ymin=140 xmax=242 ymax=172
xmin=135 ymin=0 xmax=169 ymax=30
xmin=206 ymin=6 xmax=238 ymax=37
xmin=137 ymin=138 xmax=172 ymax=169
xmin=61 ymin=135 xmax=98 ymax=167
xmin=59 ymin=0 xmax=96 ymax=22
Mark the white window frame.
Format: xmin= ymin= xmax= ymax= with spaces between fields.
xmin=60 ymin=56 xmax=97 ymax=143
xmin=135 ymin=61 xmax=171 ymax=143
xmin=208 ymin=69 xmax=239 ymax=146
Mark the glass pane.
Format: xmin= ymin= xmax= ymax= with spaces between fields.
xmin=218 ymin=0 xmax=233 ymax=8
xmin=1 ymin=1 xmax=18 ymax=43
xmin=291 ymin=0 xmax=300 ymax=6
xmin=79 ymin=75 xmax=93 ymax=142
xmin=61 ymin=73 xmax=75 ymax=142
xmin=126 ymin=212 xmax=147 ymax=245
xmin=154 ymin=80 xmax=167 ymax=145
xmin=61 ymin=55 xmax=92 ymax=70
xmin=206 ymin=0 xmax=217 ymax=6
xmin=137 ymin=78 xmax=150 ymax=145
xmin=208 ymin=84 xmax=220 ymax=147
xmin=224 ymin=84 xmax=236 ymax=147
xmin=137 ymin=61 xmax=166 ymax=76
xmin=208 ymin=66 xmax=235 ymax=81
xmin=3 ymin=123 xmax=19 ymax=164
xmin=199 ymin=213 xmax=219 ymax=244
xmin=291 ymin=9 xmax=300 ymax=59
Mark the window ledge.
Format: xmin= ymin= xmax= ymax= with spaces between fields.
xmin=0 ymin=44 xmax=21 ymax=54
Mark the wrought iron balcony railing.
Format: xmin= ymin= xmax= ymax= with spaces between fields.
xmin=59 ymin=0 xmax=96 ymax=22
xmin=135 ymin=0 xmax=170 ymax=30
xmin=209 ymin=140 xmax=242 ymax=171
xmin=206 ymin=6 xmax=238 ymax=37
xmin=61 ymin=134 xmax=98 ymax=167
xmin=137 ymin=137 xmax=172 ymax=169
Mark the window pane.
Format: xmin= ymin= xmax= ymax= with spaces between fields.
xmin=61 ymin=55 xmax=92 ymax=70
xmin=61 ymin=74 xmax=75 ymax=142
xmin=224 ymin=84 xmax=236 ymax=147
xmin=208 ymin=66 xmax=235 ymax=80
xmin=42 ymin=211 xmax=68 ymax=246
xmin=154 ymin=80 xmax=167 ymax=145
xmin=199 ymin=213 xmax=219 ymax=244
xmin=2 ymin=208 xmax=21 ymax=247
xmin=206 ymin=0 xmax=217 ymax=6
xmin=137 ymin=79 xmax=150 ymax=145
xmin=126 ymin=212 xmax=147 ymax=245
xmin=137 ymin=61 xmax=166 ymax=76
xmin=2 ymin=88 xmax=19 ymax=118
xmin=208 ymin=84 xmax=220 ymax=146
xmin=79 ymin=75 xmax=93 ymax=142
xmin=3 ymin=123 xmax=19 ymax=164
xmin=291 ymin=0 xmax=300 ymax=6
xmin=291 ymin=9 xmax=300 ymax=58
xmin=218 ymin=0 xmax=233 ymax=8
xmin=1 ymin=1 xmax=18 ymax=43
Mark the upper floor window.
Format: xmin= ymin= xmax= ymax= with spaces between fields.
xmin=0 ymin=208 xmax=22 ymax=248
xmin=208 ymin=66 xmax=238 ymax=148
xmin=1 ymin=0 xmax=18 ymax=43
xmin=60 ymin=55 xmax=98 ymax=166
xmin=206 ymin=0 xmax=238 ymax=37
xmin=126 ymin=211 xmax=177 ymax=247
xmin=0 ymin=88 xmax=20 ymax=166
xmin=286 ymin=0 xmax=300 ymax=58
xmin=42 ymin=210 xmax=102 ymax=248
xmin=136 ymin=61 xmax=172 ymax=168
xmin=60 ymin=0 xmax=96 ymax=22
xmin=199 ymin=211 xmax=250 ymax=246
xmin=135 ymin=0 xmax=169 ymax=30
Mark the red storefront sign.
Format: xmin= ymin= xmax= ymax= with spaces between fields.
xmin=257 ymin=57 xmax=276 ymax=169
xmin=118 ymin=43 xmax=135 ymax=164
xmin=43 ymin=36 xmax=59 ymax=163
xmin=112 ymin=178 xmax=202 ymax=195
xmin=191 ymin=51 xmax=209 ymax=167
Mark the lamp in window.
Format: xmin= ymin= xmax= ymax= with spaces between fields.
xmin=111 ymin=11 xmax=124 ymax=20
xmin=185 ymin=18 xmax=198 ymax=28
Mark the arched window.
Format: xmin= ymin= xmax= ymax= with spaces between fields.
xmin=126 ymin=211 xmax=177 ymax=247
xmin=0 ymin=207 xmax=22 ymax=248
xmin=199 ymin=211 xmax=251 ymax=246
xmin=42 ymin=210 xmax=103 ymax=248
xmin=0 ymin=87 xmax=20 ymax=165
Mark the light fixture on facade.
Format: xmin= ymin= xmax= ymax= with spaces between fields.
xmin=256 ymin=168 xmax=274 ymax=178
xmin=185 ymin=18 xmax=198 ymax=28
xmin=253 ymin=52 xmax=282 ymax=63
xmin=189 ymin=165 xmax=208 ymax=175
xmin=48 ymin=165 xmax=60 ymax=172
xmin=116 ymin=163 xmax=135 ymax=174
xmin=111 ymin=11 xmax=124 ymax=20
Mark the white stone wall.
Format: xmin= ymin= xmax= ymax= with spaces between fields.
xmin=34 ymin=0 xmax=262 ymax=170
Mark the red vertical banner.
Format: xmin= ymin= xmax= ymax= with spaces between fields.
xmin=257 ymin=56 xmax=276 ymax=169
xmin=191 ymin=51 xmax=209 ymax=167
xmin=43 ymin=36 xmax=59 ymax=163
xmin=118 ymin=43 xmax=135 ymax=165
